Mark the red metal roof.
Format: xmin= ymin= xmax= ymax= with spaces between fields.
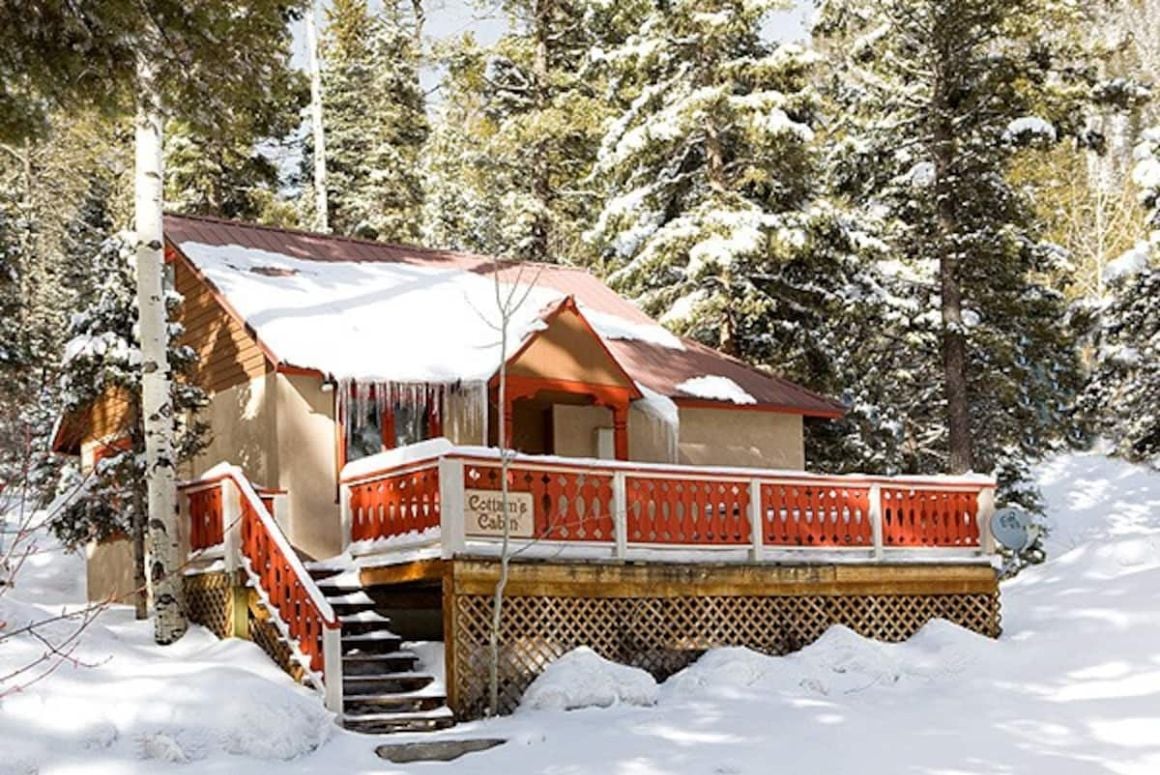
xmin=164 ymin=213 xmax=845 ymax=417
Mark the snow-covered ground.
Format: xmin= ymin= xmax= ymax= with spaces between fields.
xmin=3 ymin=450 xmax=1160 ymax=773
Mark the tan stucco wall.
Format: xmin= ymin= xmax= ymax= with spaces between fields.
xmin=628 ymin=404 xmax=677 ymax=464
xmin=677 ymin=407 xmax=803 ymax=469
xmin=86 ymin=537 xmax=136 ymax=605
xmin=552 ymin=404 xmax=613 ymax=458
xmin=273 ymin=373 xmax=341 ymax=560
xmin=185 ymin=371 xmax=341 ymax=560
xmin=188 ymin=372 xmax=278 ymax=483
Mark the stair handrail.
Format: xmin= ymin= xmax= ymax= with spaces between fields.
xmin=180 ymin=463 xmax=343 ymax=714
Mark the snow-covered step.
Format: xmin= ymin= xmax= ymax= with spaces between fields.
xmin=341 ymin=629 xmax=404 ymax=655
xmin=326 ymin=590 xmax=374 ymax=606
xmin=305 ymin=554 xmax=353 ymax=573
xmin=340 ymin=610 xmax=391 ymax=623
xmin=343 ymin=672 xmax=435 ymax=696
xmin=343 ymin=689 xmax=448 ymax=716
xmin=339 ymin=610 xmax=394 ymax=635
xmin=341 ymin=706 xmax=455 ymax=735
xmin=343 ymin=651 xmax=419 ymax=676
xmin=314 ymin=569 xmax=363 ymax=590
xmin=325 ymin=589 xmax=377 ymax=617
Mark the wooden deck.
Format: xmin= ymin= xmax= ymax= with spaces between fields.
xmin=181 ymin=444 xmax=1003 ymax=722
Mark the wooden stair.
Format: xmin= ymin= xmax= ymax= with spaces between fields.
xmin=308 ymin=565 xmax=454 ymax=735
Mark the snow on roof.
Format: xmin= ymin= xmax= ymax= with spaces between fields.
xmin=676 ymin=375 xmax=757 ymax=405
xmin=180 ymin=240 xmax=565 ymax=383
xmin=164 ymin=213 xmax=846 ymax=416
xmin=177 ymin=238 xmax=684 ymax=385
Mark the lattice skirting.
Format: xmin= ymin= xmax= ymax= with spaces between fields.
xmin=183 ymin=570 xmax=299 ymax=681
xmin=184 ymin=570 xmax=231 ymax=639
xmin=451 ymin=591 xmax=1001 ymax=718
xmin=247 ymin=599 xmax=299 ymax=680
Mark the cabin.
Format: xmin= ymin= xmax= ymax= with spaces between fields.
xmin=54 ymin=214 xmax=1001 ymax=733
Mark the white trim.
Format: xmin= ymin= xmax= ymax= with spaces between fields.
xmin=869 ymin=483 xmax=884 ymax=562
xmin=438 ymin=457 xmax=466 ymax=558
xmin=747 ymin=479 xmax=763 ymax=562
xmin=323 ymin=627 xmax=343 ymax=716
xmin=339 ymin=482 xmax=353 ymax=551
xmin=339 ymin=442 xmax=996 ymax=492
xmin=977 ymin=487 xmax=997 ymax=554
xmin=221 ymin=478 xmax=242 ymax=574
xmin=613 ymin=471 xmax=628 ymax=559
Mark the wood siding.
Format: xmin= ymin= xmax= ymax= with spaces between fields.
xmin=507 ymin=306 xmax=635 ymax=389
xmin=174 ymin=253 xmax=270 ymax=394
xmin=87 ymin=386 xmax=134 ymax=441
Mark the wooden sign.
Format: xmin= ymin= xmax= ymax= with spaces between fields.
xmin=464 ymin=489 xmax=535 ymax=538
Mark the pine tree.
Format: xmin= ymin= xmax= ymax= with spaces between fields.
xmin=425 ymin=0 xmax=645 ymax=262
xmin=0 ymin=2 xmax=307 ymax=147
xmin=1080 ymin=128 xmax=1160 ymax=467
xmin=53 ymin=234 xmax=209 ymax=613
xmin=813 ymin=0 xmax=1098 ymax=501
xmin=164 ymin=104 xmax=303 ymax=224
xmin=0 ymin=117 xmax=129 ymax=497
xmin=4 ymin=0 xmax=309 ymax=645
xmin=421 ymin=36 xmax=508 ymax=254
xmin=589 ymin=0 xmax=845 ymax=361
xmin=310 ymin=0 xmax=428 ymax=241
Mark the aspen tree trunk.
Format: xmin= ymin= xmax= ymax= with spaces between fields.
xmin=134 ymin=54 xmax=187 ymax=644
xmin=488 ymin=287 xmax=512 ymax=716
xmin=306 ymin=0 xmax=329 ymax=233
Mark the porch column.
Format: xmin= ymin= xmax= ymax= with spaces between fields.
xmin=503 ymin=395 xmax=515 ymax=449
xmin=612 ymin=404 xmax=629 ymax=461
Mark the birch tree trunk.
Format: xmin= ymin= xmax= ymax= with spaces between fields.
xmin=488 ymin=284 xmax=512 ymax=717
xmin=306 ymin=0 xmax=329 ymax=233
xmin=134 ymin=54 xmax=187 ymax=645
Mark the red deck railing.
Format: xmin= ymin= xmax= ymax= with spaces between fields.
xmin=181 ymin=466 xmax=340 ymax=679
xmin=187 ymin=485 xmax=224 ymax=552
xmin=761 ymin=481 xmax=875 ymax=547
xmin=347 ymin=463 xmax=441 ymax=543
xmin=624 ymin=474 xmax=749 ymax=545
xmin=339 ymin=441 xmax=996 ymax=559
xmin=466 ymin=462 xmax=617 ymax=542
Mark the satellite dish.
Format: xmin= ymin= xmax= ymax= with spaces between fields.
xmin=991 ymin=507 xmax=1032 ymax=552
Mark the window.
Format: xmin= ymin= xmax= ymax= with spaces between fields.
xmin=393 ymin=401 xmax=427 ymax=448
xmin=345 ymin=402 xmax=384 ymax=462
xmin=343 ymin=389 xmax=437 ymax=463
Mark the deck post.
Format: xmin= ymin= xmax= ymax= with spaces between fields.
xmin=747 ymin=479 xmax=763 ymax=561
xmin=977 ymin=487 xmax=996 ymax=554
xmin=869 ymin=483 xmax=884 ymax=561
xmin=221 ymin=478 xmax=242 ymax=573
xmin=613 ymin=471 xmax=628 ymax=559
xmin=339 ymin=482 xmax=353 ymax=551
xmin=322 ymin=626 xmax=343 ymax=715
xmin=439 ymin=456 xmax=466 ymax=558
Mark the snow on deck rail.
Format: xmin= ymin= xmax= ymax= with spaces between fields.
xmin=179 ymin=464 xmax=341 ymax=698
xmin=337 ymin=444 xmax=998 ymax=562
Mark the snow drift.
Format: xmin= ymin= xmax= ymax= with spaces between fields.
xmin=520 ymin=647 xmax=658 ymax=711
xmin=0 ymin=529 xmax=332 ymax=771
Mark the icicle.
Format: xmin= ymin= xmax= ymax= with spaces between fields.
xmin=336 ymin=377 xmax=484 ymax=448
xmin=633 ymin=384 xmax=679 ymax=463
